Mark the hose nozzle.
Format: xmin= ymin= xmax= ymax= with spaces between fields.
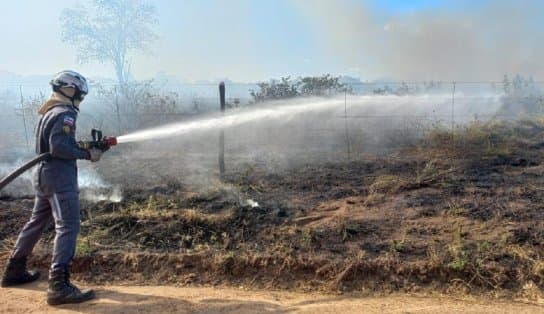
xmin=104 ymin=136 xmax=117 ymax=148
xmin=78 ymin=130 xmax=118 ymax=151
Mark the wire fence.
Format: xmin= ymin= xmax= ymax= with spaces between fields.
xmin=1 ymin=80 xmax=543 ymax=168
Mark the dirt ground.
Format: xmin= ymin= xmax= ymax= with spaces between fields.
xmin=1 ymin=280 xmax=542 ymax=314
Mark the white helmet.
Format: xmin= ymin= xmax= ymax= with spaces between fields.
xmin=50 ymin=70 xmax=88 ymax=101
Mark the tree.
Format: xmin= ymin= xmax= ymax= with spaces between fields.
xmin=498 ymin=74 xmax=544 ymax=116
xmin=250 ymin=77 xmax=299 ymax=103
xmin=250 ymin=75 xmax=346 ymax=103
xmin=502 ymin=74 xmax=511 ymax=95
xmin=60 ymin=0 xmax=158 ymax=86
xmin=93 ymin=80 xmax=183 ymax=132
xmin=373 ymin=85 xmax=393 ymax=95
xmin=396 ymin=81 xmax=410 ymax=95
xmin=298 ymin=74 xmax=345 ymax=96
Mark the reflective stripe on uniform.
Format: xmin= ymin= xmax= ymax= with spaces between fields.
xmin=52 ymin=194 xmax=63 ymax=220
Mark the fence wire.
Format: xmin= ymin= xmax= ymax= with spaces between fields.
xmin=1 ymin=81 xmax=542 ymax=167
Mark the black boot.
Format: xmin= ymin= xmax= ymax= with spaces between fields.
xmin=47 ymin=267 xmax=95 ymax=306
xmin=1 ymin=257 xmax=40 ymax=287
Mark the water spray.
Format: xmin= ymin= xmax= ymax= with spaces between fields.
xmin=1 ymin=98 xmax=347 ymax=192
xmin=116 ymin=99 xmax=344 ymax=143
xmin=2 ymin=93 xmax=495 ymax=192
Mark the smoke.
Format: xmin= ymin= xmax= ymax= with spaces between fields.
xmin=0 ymin=159 xmax=122 ymax=203
xmin=0 ymin=158 xmax=34 ymax=196
xmin=80 ymin=185 xmax=123 ymax=203
xmin=100 ymin=92 xmax=503 ymax=193
xmin=78 ymin=165 xmax=123 ymax=203
xmin=292 ymin=0 xmax=544 ymax=80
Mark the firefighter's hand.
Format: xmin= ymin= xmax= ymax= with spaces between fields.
xmin=88 ymin=148 xmax=103 ymax=162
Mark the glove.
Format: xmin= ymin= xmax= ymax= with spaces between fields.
xmin=87 ymin=148 xmax=103 ymax=162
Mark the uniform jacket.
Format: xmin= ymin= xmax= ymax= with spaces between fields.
xmin=33 ymin=103 xmax=89 ymax=196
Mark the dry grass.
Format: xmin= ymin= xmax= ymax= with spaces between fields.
xmin=3 ymin=118 xmax=544 ymax=297
xmin=369 ymin=175 xmax=405 ymax=194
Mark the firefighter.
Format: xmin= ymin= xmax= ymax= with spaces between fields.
xmin=1 ymin=70 xmax=103 ymax=305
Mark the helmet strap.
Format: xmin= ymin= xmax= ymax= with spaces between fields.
xmin=53 ymin=86 xmax=77 ymax=105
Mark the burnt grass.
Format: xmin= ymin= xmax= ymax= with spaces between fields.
xmin=1 ymin=119 xmax=544 ymax=296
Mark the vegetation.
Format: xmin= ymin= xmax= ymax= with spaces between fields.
xmin=91 ymin=80 xmax=186 ymax=133
xmin=3 ymin=118 xmax=543 ymax=297
xmin=60 ymin=0 xmax=158 ymax=86
xmin=2 ymin=74 xmax=544 ymax=299
xmin=250 ymin=74 xmax=347 ymax=103
xmin=499 ymin=74 xmax=544 ymax=116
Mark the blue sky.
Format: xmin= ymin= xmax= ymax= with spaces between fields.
xmin=0 ymin=0 xmax=540 ymax=82
xmin=373 ymin=0 xmax=442 ymax=12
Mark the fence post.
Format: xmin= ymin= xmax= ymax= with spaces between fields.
xmin=219 ymin=82 xmax=226 ymax=179
xmin=19 ymin=86 xmax=29 ymax=147
xmin=451 ymin=81 xmax=456 ymax=148
xmin=114 ymin=86 xmax=122 ymax=135
xmin=343 ymin=87 xmax=351 ymax=159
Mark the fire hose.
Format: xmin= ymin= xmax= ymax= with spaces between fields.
xmin=0 ymin=153 xmax=51 ymax=191
xmin=0 ymin=129 xmax=117 ymax=192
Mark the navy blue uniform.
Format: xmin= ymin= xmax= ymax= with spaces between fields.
xmin=12 ymin=103 xmax=89 ymax=272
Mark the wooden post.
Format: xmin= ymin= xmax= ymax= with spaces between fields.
xmin=219 ymin=82 xmax=226 ymax=178
xmin=343 ymin=88 xmax=351 ymax=159
xmin=19 ymin=86 xmax=29 ymax=147
xmin=114 ymin=85 xmax=121 ymax=135
xmin=451 ymin=81 xmax=456 ymax=148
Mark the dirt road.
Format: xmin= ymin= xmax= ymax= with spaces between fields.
xmin=0 ymin=280 xmax=542 ymax=314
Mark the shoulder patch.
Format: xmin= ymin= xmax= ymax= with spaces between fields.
xmin=63 ymin=116 xmax=75 ymax=126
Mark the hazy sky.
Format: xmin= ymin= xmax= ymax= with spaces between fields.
xmin=0 ymin=0 xmax=541 ymax=82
